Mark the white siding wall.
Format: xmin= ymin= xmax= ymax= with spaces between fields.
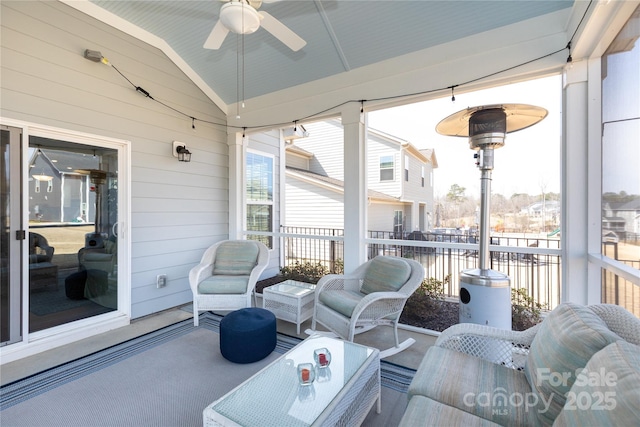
xmin=402 ymin=151 xmax=429 ymax=201
xmin=286 ymin=152 xmax=309 ymax=170
xmin=285 ymin=177 xmax=344 ymax=229
xmin=402 ymin=150 xmax=433 ymax=231
xmin=368 ymin=203 xmax=403 ymax=232
xmin=294 ymin=120 xmax=344 ymax=180
xmin=367 ymin=135 xmax=401 ymax=197
xmin=1 ymin=1 xmax=228 ymax=319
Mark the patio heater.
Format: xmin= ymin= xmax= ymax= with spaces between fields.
xmin=436 ymin=104 xmax=547 ymax=329
xmin=78 ymin=169 xmax=108 ymax=249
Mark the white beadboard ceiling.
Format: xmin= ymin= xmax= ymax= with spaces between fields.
xmin=66 ymin=1 xmax=580 ymax=114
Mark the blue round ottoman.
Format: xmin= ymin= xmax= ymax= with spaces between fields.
xmin=219 ymin=307 xmax=277 ymax=364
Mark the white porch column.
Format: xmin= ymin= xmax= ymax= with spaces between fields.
xmin=410 ymin=201 xmax=419 ymax=231
xmin=228 ymin=131 xmax=245 ymax=240
xmin=562 ymin=60 xmax=598 ymax=305
xmin=342 ymin=105 xmax=367 ymax=274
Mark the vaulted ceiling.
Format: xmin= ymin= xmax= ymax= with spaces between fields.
xmin=63 ymin=1 xmax=587 ymax=121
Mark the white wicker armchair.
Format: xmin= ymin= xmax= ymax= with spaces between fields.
xmin=435 ymin=303 xmax=640 ymax=370
xmin=310 ymin=256 xmax=424 ymax=358
xmin=189 ymin=240 xmax=269 ymax=326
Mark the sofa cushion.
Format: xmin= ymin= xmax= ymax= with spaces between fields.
xmin=212 ymin=241 xmax=259 ymax=275
xmin=400 ymin=395 xmax=502 ymax=427
xmin=360 ymin=256 xmax=411 ymax=295
xmin=524 ymin=303 xmax=622 ymax=426
xmin=318 ymin=290 xmax=364 ymax=318
xmin=198 ymin=275 xmax=250 ymax=294
xmin=553 ymin=340 xmax=640 ymax=426
xmin=409 ymin=346 xmax=539 ymax=426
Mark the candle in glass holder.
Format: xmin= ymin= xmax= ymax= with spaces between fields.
xmin=314 ymin=348 xmax=331 ymax=368
xmin=319 ymin=353 xmax=327 ymax=365
xmin=297 ymin=363 xmax=315 ymax=385
xmin=313 ymin=347 xmax=331 ymax=368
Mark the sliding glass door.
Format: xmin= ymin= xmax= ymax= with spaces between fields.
xmin=1 ymin=123 xmax=123 ymax=346
xmin=1 ymin=125 xmax=23 ymax=346
xmin=28 ymin=136 xmax=119 ymax=333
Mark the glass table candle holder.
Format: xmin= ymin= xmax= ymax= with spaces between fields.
xmin=314 ymin=348 xmax=331 ymax=368
xmin=297 ymin=363 xmax=315 ymax=385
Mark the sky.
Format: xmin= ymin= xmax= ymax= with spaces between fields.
xmin=368 ymin=75 xmax=562 ymax=199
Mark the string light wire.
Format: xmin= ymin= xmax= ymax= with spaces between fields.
xmin=98 ymin=0 xmax=592 ymax=134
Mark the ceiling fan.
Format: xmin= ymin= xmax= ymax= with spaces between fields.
xmin=204 ymin=0 xmax=306 ymax=51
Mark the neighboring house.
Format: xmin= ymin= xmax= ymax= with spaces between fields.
xmin=603 ymin=200 xmax=640 ymax=241
xmin=521 ymin=200 xmax=560 ymax=218
xmin=284 ymin=119 xmax=438 ymax=234
xmin=29 ymin=148 xmax=101 ymax=224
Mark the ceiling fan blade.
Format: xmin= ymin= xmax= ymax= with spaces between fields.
xmin=203 ymin=20 xmax=230 ymax=49
xmin=259 ymin=11 xmax=306 ymax=51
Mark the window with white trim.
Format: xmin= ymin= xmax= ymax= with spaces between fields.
xmin=246 ymin=151 xmax=273 ymax=248
xmin=380 ymin=155 xmax=394 ymax=181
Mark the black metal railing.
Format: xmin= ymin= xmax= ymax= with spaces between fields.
xmin=601 ymin=241 xmax=640 ymax=317
xmin=366 ymin=230 xmax=562 ymax=310
xmin=280 ymin=226 xmax=344 ymax=274
xmin=280 ymin=226 xmax=563 ymax=310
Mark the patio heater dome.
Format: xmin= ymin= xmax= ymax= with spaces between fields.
xmin=437 ymin=104 xmax=547 ymax=332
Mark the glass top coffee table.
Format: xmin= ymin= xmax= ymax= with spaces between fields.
xmin=262 ymin=280 xmax=316 ymax=334
xmin=203 ymin=335 xmax=381 ymax=427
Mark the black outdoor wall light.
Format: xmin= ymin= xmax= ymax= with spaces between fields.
xmin=172 ymin=141 xmax=192 ymax=162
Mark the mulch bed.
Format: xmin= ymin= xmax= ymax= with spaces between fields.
xmin=256 ymin=276 xmax=459 ymax=332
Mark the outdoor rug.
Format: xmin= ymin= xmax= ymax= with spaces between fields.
xmin=0 ymin=312 xmax=415 ymax=427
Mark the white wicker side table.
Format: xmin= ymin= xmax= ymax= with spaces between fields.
xmin=262 ymin=280 xmax=316 ymax=334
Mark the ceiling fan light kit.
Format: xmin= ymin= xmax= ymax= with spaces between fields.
xmin=204 ymin=0 xmax=306 ymax=51
xmin=220 ymin=2 xmax=260 ymax=34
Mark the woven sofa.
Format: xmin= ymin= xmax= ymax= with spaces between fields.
xmin=399 ymin=303 xmax=640 ymax=426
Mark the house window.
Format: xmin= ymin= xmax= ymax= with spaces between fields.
xmin=393 ymin=210 xmax=403 ymax=236
xmin=404 ymin=155 xmax=409 ymax=181
xmin=246 ymin=151 xmax=273 ymax=248
xmin=421 ymin=166 xmax=425 ymax=187
xmin=380 ymin=155 xmax=394 ymax=181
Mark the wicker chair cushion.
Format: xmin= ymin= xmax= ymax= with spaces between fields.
xmin=524 ymin=303 xmax=622 ymax=425
xmin=553 ymin=340 xmax=640 ymax=426
xmin=400 ymin=395 xmax=501 ymax=427
xmin=198 ymin=275 xmax=250 ymax=294
xmin=360 ymin=256 xmax=411 ymax=295
xmin=212 ymin=241 xmax=259 ymax=275
xmin=409 ymin=346 xmax=537 ymax=426
xmin=318 ymin=290 xmax=364 ymax=318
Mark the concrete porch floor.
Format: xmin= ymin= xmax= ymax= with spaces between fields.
xmin=1 ymin=301 xmax=438 ymax=386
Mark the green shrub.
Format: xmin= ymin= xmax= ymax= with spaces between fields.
xmin=402 ymin=275 xmax=450 ymax=323
xmin=331 ymin=259 xmax=344 ymax=275
xmin=280 ymin=261 xmax=330 ymax=284
xmin=418 ymin=275 xmax=449 ymax=304
xmin=511 ymin=287 xmax=546 ymax=331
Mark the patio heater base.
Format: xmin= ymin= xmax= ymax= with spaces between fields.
xmin=459 ymin=268 xmax=511 ymax=329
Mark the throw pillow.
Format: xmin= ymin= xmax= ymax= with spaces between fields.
xmin=524 ymin=302 xmax=622 ymax=426
xmin=213 ymin=241 xmax=260 ymax=275
xmin=360 ymin=256 xmax=411 ymax=295
xmin=553 ymin=340 xmax=640 ymax=426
